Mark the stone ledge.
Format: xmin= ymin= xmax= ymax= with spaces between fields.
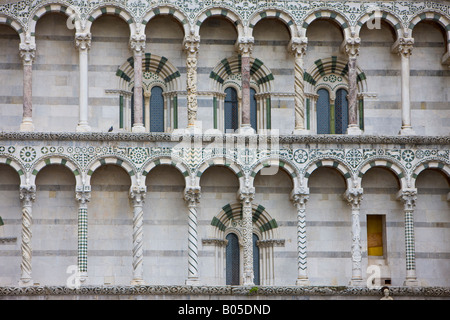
xmin=0 ymin=285 xmax=449 ymax=298
xmin=0 ymin=132 xmax=449 ymax=145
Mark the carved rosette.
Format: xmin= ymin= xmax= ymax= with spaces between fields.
xmin=19 ymin=185 xmax=36 ymax=286
xmin=183 ymin=35 xmax=200 ymax=127
xmin=238 ymin=180 xmax=255 ymax=286
xmin=184 ymin=187 xmax=201 ymax=282
xmin=129 ymin=186 xmax=146 ymax=284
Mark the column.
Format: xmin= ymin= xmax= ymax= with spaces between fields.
xmin=76 ymin=190 xmax=90 ymax=284
xmin=19 ymin=43 xmax=36 ymax=132
xmin=289 ymin=37 xmax=308 ymax=134
xmin=237 ymin=37 xmax=255 ymax=135
xmin=392 ymin=38 xmax=415 ymax=135
xmin=75 ymin=33 xmax=92 ymax=132
xmin=291 ymin=188 xmax=310 ymax=285
xmin=344 ymin=37 xmax=362 ymax=135
xmin=19 ymin=185 xmax=35 ymax=286
xmin=130 ymin=34 xmax=146 ymax=133
xmin=129 ymin=186 xmax=146 ymax=285
xmin=184 ymin=187 xmax=201 ymax=285
xmin=344 ymin=187 xmax=364 ymax=286
xmin=238 ymin=178 xmax=255 ymax=286
xmin=183 ymin=35 xmax=200 ymax=130
xmin=397 ymin=189 xmax=419 ymax=286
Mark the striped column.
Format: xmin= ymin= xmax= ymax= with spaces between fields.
xmin=184 ymin=187 xmax=201 ymax=285
xmin=344 ymin=187 xmax=364 ymax=286
xmin=76 ymin=191 xmax=90 ymax=284
xmin=397 ymin=189 xmax=419 ymax=286
xmin=291 ymin=188 xmax=310 ymax=285
xmin=130 ymin=186 xmax=146 ymax=285
xmin=19 ymin=185 xmax=35 ymax=286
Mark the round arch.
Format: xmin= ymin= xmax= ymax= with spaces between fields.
xmin=141 ymin=5 xmax=190 ymax=37
xmin=408 ymin=10 xmax=450 ymax=48
xmin=0 ymin=13 xmax=26 ymax=42
xmin=29 ymin=155 xmax=82 ymax=188
xmin=85 ymin=156 xmax=136 ymax=187
xmin=193 ymin=6 xmax=244 ymax=38
xmin=357 ymin=158 xmax=408 ymax=190
xmin=249 ymin=157 xmax=300 ymax=190
xmin=303 ymin=158 xmax=353 ymax=189
xmin=247 ymin=8 xmax=299 ymax=39
xmin=28 ymin=2 xmax=82 ymax=36
xmin=411 ymin=160 xmax=450 ymax=189
xmin=0 ymin=156 xmax=27 ymax=186
xmin=194 ymin=157 xmax=244 ymax=187
xmin=354 ymin=9 xmax=403 ymax=40
xmin=300 ymin=8 xmax=352 ymax=39
xmin=140 ymin=156 xmax=190 ymax=188
xmin=84 ymin=4 xmax=136 ymax=35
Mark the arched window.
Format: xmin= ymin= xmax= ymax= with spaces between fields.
xmin=224 ymin=87 xmax=239 ymax=132
xmin=149 ymin=86 xmax=164 ymax=133
xmin=335 ymin=88 xmax=348 ymax=134
xmin=225 ymin=233 xmax=240 ymax=285
xmin=317 ymin=88 xmax=330 ymax=134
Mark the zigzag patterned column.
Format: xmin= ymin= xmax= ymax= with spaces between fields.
xmin=76 ymin=190 xmax=90 ymax=284
xmin=344 ymin=187 xmax=364 ymax=286
xmin=291 ymin=188 xmax=309 ymax=285
xmin=19 ymin=185 xmax=35 ymax=286
xmin=130 ymin=186 xmax=146 ymax=285
xmin=238 ymin=178 xmax=255 ymax=286
xmin=184 ymin=187 xmax=201 ymax=285
xmin=398 ymin=189 xmax=419 ymax=286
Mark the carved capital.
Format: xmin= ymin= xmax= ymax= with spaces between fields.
xmin=75 ymin=32 xmax=91 ymax=51
xmin=289 ymin=37 xmax=308 ymax=58
xmin=344 ymin=188 xmax=363 ymax=208
xmin=184 ymin=187 xmax=201 ymax=206
xmin=183 ymin=35 xmax=200 ymax=56
xmin=343 ymin=37 xmax=361 ymax=59
xmin=19 ymin=43 xmax=36 ymax=65
xmin=129 ymin=186 xmax=146 ymax=204
xmin=290 ymin=187 xmax=310 ymax=206
xmin=392 ymin=37 xmax=414 ymax=58
xmin=76 ymin=191 xmax=91 ymax=205
xmin=19 ymin=185 xmax=36 ymax=203
xmin=129 ymin=34 xmax=146 ymax=54
xmin=236 ymin=36 xmax=254 ymax=56
xmin=397 ymin=188 xmax=417 ymax=211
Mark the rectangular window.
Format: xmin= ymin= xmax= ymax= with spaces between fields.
xmin=367 ymin=215 xmax=384 ymax=257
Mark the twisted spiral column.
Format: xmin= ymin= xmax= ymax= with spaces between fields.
xmin=19 ymin=186 xmax=35 ymax=286
xmin=130 ymin=187 xmax=146 ymax=285
xmin=184 ymin=187 xmax=201 ymax=285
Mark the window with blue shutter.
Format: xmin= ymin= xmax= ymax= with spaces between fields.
xmin=224 ymin=87 xmax=239 ymax=132
xmin=150 ymin=86 xmax=164 ymax=132
xmin=226 ymin=233 xmax=240 ymax=285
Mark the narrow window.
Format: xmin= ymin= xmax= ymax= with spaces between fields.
xmin=335 ymin=88 xmax=349 ymax=134
xmin=250 ymin=88 xmax=257 ymax=131
xmin=224 ymin=87 xmax=239 ymax=132
xmin=226 ymin=233 xmax=240 ymax=285
xmin=316 ymin=88 xmax=330 ymax=134
xmin=150 ymin=86 xmax=164 ymax=132
xmin=253 ymin=233 xmax=260 ymax=285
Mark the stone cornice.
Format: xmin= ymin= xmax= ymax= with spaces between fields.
xmin=0 ymin=132 xmax=448 ymax=145
xmin=0 ymin=285 xmax=449 ymax=298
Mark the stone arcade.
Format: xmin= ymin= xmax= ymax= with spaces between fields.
xmin=0 ymin=0 xmax=449 ymax=300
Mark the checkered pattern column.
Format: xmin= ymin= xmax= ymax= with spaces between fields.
xmin=76 ymin=191 xmax=90 ymax=282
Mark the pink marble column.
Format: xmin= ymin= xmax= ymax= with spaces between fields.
xmin=130 ymin=35 xmax=146 ymax=133
xmin=19 ymin=43 xmax=36 ymax=132
xmin=237 ymin=38 xmax=254 ymax=134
